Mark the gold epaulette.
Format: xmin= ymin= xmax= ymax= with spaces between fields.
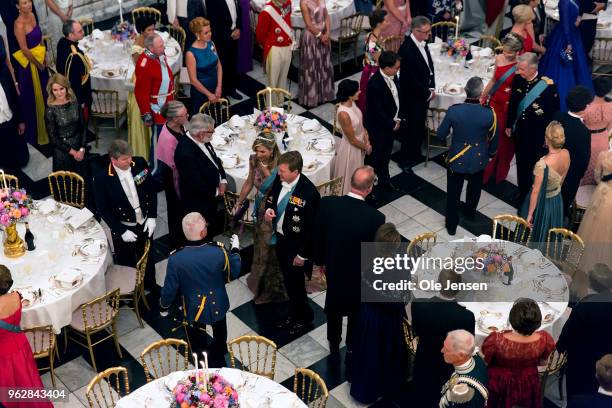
xmin=542 ymin=76 xmax=554 ymax=85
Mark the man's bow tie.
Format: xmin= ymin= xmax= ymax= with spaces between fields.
xmin=281 ymin=181 xmax=291 ymax=188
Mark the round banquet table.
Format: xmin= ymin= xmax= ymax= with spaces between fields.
xmin=7 ymin=201 xmax=111 ymax=334
xmin=78 ymin=30 xmax=183 ymax=97
xmin=545 ymin=0 xmax=612 ymax=39
xmin=250 ymin=0 xmax=356 ymax=33
xmin=411 ymin=237 xmax=570 ymax=345
xmin=428 ymin=48 xmax=495 ymax=110
xmin=212 ymin=114 xmax=334 ymax=193
xmin=115 ymin=368 xmax=307 ymax=407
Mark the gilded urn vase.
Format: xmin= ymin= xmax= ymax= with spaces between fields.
xmin=3 ymin=222 xmax=26 ymax=258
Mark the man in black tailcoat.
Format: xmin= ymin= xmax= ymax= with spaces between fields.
xmin=264 ymin=151 xmax=320 ymax=335
xmin=506 ymin=52 xmax=559 ymax=204
xmin=579 ymin=0 xmax=607 ymax=59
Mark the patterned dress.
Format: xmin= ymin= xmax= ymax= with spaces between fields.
xmin=297 ymin=0 xmax=335 ymax=107
xmin=381 ymin=0 xmax=410 ymax=38
xmin=44 ymin=100 xmax=87 ymax=175
xmin=581 ymin=101 xmax=612 ymax=185
xmin=357 ymin=32 xmax=383 ymax=114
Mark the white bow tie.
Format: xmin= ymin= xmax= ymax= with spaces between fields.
xmin=282 ymin=181 xmax=292 ymax=189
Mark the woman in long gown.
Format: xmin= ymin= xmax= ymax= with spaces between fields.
xmin=235 ymin=133 xmax=288 ymax=304
xmin=333 ymin=79 xmax=371 ymax=195
xmin=482 ymin=33 xmax=523 ymax=185
xmin=127 ymin=16 xmax=156 ymax=160
xmin=539 ymin=0 xmax=593 ymax=112
xmin=577 ymin=149 xmax=612 ymax=274
xmin=482 ymin=298 xmax=555 ymax=408
xmin=520 ymin=121 xmax=570 ymax=246
xmin=356 ymin=9 xmax=388 ymax=114
xmin=510 ymin=5 xmax=544 ymax=54
xmin=13 ymin=0 xmax=48 ymax=146
xmin=581 ymin=77 xmax=612 ymax=185
xmin=0 ymin=266 xmax=53 ymax=408
xmin=236 ymin=0 xmax=253 ymax=74
xmin=298 ymin=0 xmax=334 ymax=108
xmin=381 ymin=0 xmax=411 ymax=39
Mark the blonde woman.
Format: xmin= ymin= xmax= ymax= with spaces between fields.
xmin=235 ymin=133 xmax=288 ymax=304
xmin=520 ymin=121 xmax=570 ymax=245
xmin=511 ymin=4 xmax=545 ymax=54
xmin=44 ymin=73 xmax=86 ymax=175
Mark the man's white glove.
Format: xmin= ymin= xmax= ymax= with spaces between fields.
xmin=121 ymin=230 xmax=138 ymax=242
xmin=230 ymin=234 xmax=240 ymax=250
xmin=143 ymin=218 xmax=157 ymax=237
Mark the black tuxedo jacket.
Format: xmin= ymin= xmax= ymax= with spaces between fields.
xmin=398 ymin=35 xmax=435 ymax=113
xmin=205 ymin=0 xmax=242 ymax=41
xmin=557 ymin=292 xmax=612 ymax=398
xmin=569 ymin=392 xmax=612 ymax=408
xmin=314 ymin=195 xmax=385 ymax=313
xmin=174 ymin=135 xmax=227 ymax=219
xmin=93 ymin=156 xmax=157 ymax=235
xmin=265 ymin=174 xmax=320 ymax=259
xmin=554 ymin=112 xmax=591 ymax=212
xmin=364 ymin=70 xmax=399 ymax=139
xmin=410 ymin=297 xmax=476 ymax=405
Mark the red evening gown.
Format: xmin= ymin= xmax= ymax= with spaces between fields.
xmin=483 ymin=63 xmax=517 ymax=184
xmin=482 ymin=330 xmax=555 ymax=408
xmin=514 ymin=30 xmax=534 ymax=54
xmin=0 ymin=294 xmax=53 ymax=408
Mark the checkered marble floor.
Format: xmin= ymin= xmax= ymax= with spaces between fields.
xmin=11 ymin=55 xmax=566 ymax=408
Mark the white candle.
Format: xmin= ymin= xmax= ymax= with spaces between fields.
xmin=193 ymin=353 xmax=199 ymax=382
xmin=455 ymin=16 xmax=460 ymax=38
xmin=268 ymin=88 xmax=272 ymax=111
xmin=118 ymin=0 xmax=124 ymax=25
xmin=199 ymin=361 xmax=208 ymax=389
xmin=202 ymin=351 xmax=209 ymax=372
xmin=0 ymin=169 xmax=7 ymax=190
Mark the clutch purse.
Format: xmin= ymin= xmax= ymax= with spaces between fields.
xmin=560 ymin=47 xmax=573 ymax=64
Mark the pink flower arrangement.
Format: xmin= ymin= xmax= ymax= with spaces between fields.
xmin=255 ymin=110 xmax=287 ymax=133
xmin=473 ymin=244 xmax=511 ymax=275
xmin=171 ymin=373 xmax=238 ymax=408
xmin=0 ymin=187 xmax=32 ymax=227
xmin=444 ymin=38 xmax=468 ymax=58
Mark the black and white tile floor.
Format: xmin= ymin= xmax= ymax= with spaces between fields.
xmin=10 ymin=55 xmax=565 ymax=408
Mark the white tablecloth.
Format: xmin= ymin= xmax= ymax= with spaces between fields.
xmin=250 ymin=0 xmax=356 ymax=32
xmin=8 ymin=202 xmax=110 ymax=334
xmin=412 ymin=238 xmax=570 ymax=345
xmin=116 ymin=368 xmax=307 ymax=407
xmin=545 ymin=0 xmax=612 ymax=39
xmin=213 ymin=114 xmax=334 ymax=193
xmin=79 ymin=31 xmax=183 ymax=98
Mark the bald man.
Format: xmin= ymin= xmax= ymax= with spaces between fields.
xmin=314 ymin=166 xmax=385 ymax=356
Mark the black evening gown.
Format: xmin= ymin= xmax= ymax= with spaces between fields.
xmin=44 ymin=100 xmax=87 ymax=176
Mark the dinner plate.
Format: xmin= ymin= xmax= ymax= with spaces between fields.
xmin=221 ymin=156 xmax=243 ymax=169
xmin=312 ymin=139 xmax=334 ymax=152
xmin=101 ymin=68 xmax=121 ymax=78
xmin=79 ymin=239 xmax=106 ymax=257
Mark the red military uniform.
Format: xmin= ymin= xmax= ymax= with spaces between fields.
xmin=255 ymin=0 xmax=293 ymax=62
xmin=134 ymin=50 xmax=175 ymax=125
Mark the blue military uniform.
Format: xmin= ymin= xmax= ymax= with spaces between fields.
xmin=439 ymin=355 xmax=489 ymax=408
xmin=437 ymin=99 xmax=497 ymax=234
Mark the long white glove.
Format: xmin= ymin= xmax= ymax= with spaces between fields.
xmin=230 ymin=234 xmax=240 ymax=250
xmin=121 ymin=230 xmax=138 ymax=242
xmin=143 ymin=218 xmax=157 ymax=237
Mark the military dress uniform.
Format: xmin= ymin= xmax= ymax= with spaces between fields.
xmin=93 ymin=156 xmax=157 ymax=268
xmin=56 ymin=37 xmax=93 ymax=117
xmin=160 ymin=240 xmax=241 ymax=367
xmin=437 ymin=99 xmax=497 ymax=235
xmin=440 ymin=355 xmax=489 ymax=408
xmin=506 ymin=74 xmax=560 ymax=203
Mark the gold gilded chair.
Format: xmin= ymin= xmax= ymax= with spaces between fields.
xmin=91 ymin=89 xmax=127 ymax=145
xmin=571 ymin=184 xmax=595 ymax=230
xmin=545 ymin=228 xmax=585 ymax=278
xmin=407 ymin=232 xmax=437 ymax=260
xmin=48 ymin=170 xmax=85 ymax=209
xmin=293 ymin=368 xmax=329 ymax=408
xmin=402 ymin=318 xmax=418 ymax=356
xmin=199 ymin=98 xmax=231 ymax=127
xmin=166 ymin=25 xmax=186 ymax=53
xmin=105 ymin=240 xmax=152 ymax=328
xmin=132 ymin=7 xmax=162 ymax=26
xmin=375 ymin=0 xmax=383 ymax=9
xmin=227 ymin=335 xmax=277 ymax=380
xmin=256 ymin=87 xmax=292 ymax=112
xmin=24 ymin=325 xmax=57 ymax=387
xmin=80 ymin=18 xmax=95 ymax=37
xmin=476 ymin=35 xmax=502 ymax=50
xmin=140 ymin=338 xmax=190 ymax=382
xmin=42 ymin=35 xmax=56 ymax=73
xmin=382 ymin=35 xmax=404 ymax=53
xmin=316 ymin=176 xmax=344 ymax=197
xmin=331 ymin=13 xmax=364 ymax=73
xmin=2 ymin=173 xmax=19 ymax=189
xmin=425 ymin=107 xmax=448 ymax=166
xmin=223 ymin=192 xmax=255 ymax=233
xmin=538 ymin=350 xmax=567 ymax=403
xmin=492 ymin=214 xmax=532 ymax=245
xmin=85 ymin=366 xmax=130 ymax=408
xmin=65 ymin=288 xmax=122 ymax=372
xmin=431 ymin=21 xmax=457 ymax=42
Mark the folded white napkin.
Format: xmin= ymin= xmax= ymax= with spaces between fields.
xmin=20 ymin=291 xmax=35 ymax=307
xmin=38 ymin=198 xmax=57 ymax=215
xmin=92 ymin=29 xmax=104 ymax=40
xmin=55 ymin=269 xmax=81 ymax=287
xmin=302 ymin=119 xmax=321 ymax=132
xmin=477 ymin=47 xmax=493 ymax=57
xmin=67 ymin=207 xmax=94 ymax=229
xmin=80 ymin=239 xmax=105 ymax=257
xmin=314 ymin=139 xmax=333 ymax=151
xmin=229 ymin=115 xmax=245 ymax=128
xmin=159 ymin=31 xmax=170 ymax=41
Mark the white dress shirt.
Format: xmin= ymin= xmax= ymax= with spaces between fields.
xmin=167 ymin=0 xmax=188 ymax=22
xmin=225 ymin=0 xmax=238 ymax=30
xmin=599 ymin=387 xmax=612 ymax=397
xmin=411 ymin=33 xmax=431 ymax=73
xmin=186 ymin=132 xmax=227 ymax=196
xmin=113 ymin=165 xmax=144 ymax=224
xmin=347 ymin=192 xmax=365 ymax=201
xmin=380 ymin=69 xmax=400 ymax=121
xmin=276 ymin=174 xmax=300 ymax=235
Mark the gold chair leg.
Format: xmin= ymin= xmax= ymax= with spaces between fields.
xmin=140 ymin=286 xmax=151 ymax=311
xmin=133 ymin=293 xmax=144 ymax=328
xmin=112 ymin=321 xmax=123 ymax=358
xmin=63 ymin=327 xmax=68 ymax=354
xmin=49 ymin=352 xmax=57 ymax=387
xmin=86 ymin=332 xmax=98 ymax=373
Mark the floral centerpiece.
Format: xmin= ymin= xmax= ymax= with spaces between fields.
xmin=0 ymin=187 xmax=32 ymax=258
xmin=445 ymin=38 xmax=468 ymax=59
xmin=254 ymin=109 xmax=287 ymax=133
xmin=111 ymin=21 xmax=136 ymax=42
xmin=171 ymin=373 xmax=239 ymax=408
xmin=473 ymin=243 xmax=514 ymax=284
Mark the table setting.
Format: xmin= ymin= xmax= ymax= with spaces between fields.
xmin=5 ymin=199 xmax=111 ymax=333
xmin=545 ymin=0 xmax=612 ymax=38
xmin=410 ymin=235 xmax=570 ymax=344
xmin=212 ymin=111 xmax=335 ymax=192
xmin=250 ymin=0 xmax=356 ymax=33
